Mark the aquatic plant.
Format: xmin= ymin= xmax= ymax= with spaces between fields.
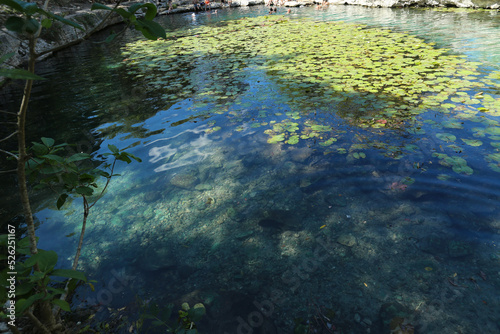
xmin=122 ymin=15 xmax=500 ymax=179
xmin=136 ymin=300 xmax=206 ymax=333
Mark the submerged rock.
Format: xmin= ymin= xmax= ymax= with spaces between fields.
xmin=258 ymin=218 xmax=285 ymax=230
xmin=447 ymin=240 xmax=473 ymax=258
xmin=138 ymin=247 xmax=178 ymax=272
xmin=378 ymin=302 xmax=413 ymax=333
xmin=170 ymin=173 xmax=199 ymax=189
xmin=337 ymin=233 xmax=356 ymax=247
xmin=258 ymin=210 xmax=304 ymax=232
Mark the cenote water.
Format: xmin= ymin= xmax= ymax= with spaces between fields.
xmin=2 ymin=4 xmax=500 ymax=333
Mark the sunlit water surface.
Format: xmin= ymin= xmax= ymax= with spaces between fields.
xmin=2 ymin=5 xmax=500 ymax=334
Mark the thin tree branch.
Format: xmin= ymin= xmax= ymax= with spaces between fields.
xmin=56 ymin=194 xmax=91 ymax=316
xmin=88 ymin=158 xmax=116 ymax=210
xmin=0 ymin=130 xmax=18 ymax=143
xmin=0 ymin=110 xmax=18 ymax=115
xmin=26 ymin=311 xmax=51 ymax=334
xmin=56 ymin=158 xmax=118 ymax=316
xmin=72 ymin=196 xmax=89 ymax=270
xmin=17 ymin=35 xmax=39 ymax=258
xmin=0 ymin=169 xmax=17 ymax=174
xmin=0 ymin=148 xmax=18 ymax=159
xmin=92 ymin=22 xmax=132 ymax=44
xmin=84 ymin=0 xmax=125 ymax=37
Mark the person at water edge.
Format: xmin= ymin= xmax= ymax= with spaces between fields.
xmin=205 ymin=0 xmax=210 ymax=11
xmin=192 ymin=0 xmax=202 ymax=11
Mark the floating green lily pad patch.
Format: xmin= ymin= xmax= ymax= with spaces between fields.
xmin=436 ymin=133 xmax=457 ymax=142
xmin=461 ymin=138 xmax=482 ymax=147
xmin=121 ymin=15 xmax=500 ymax=175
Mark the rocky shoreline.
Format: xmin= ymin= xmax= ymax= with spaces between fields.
xmin=1 ymin=0 xmax=499 ymax=70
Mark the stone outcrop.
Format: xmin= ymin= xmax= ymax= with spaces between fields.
xmin=1 ymin=8 xmax=123 ymax=68
xmin=325 ymin=0 xmax=499 ymax=8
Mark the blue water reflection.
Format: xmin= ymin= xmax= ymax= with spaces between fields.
xmin=3 ymin=4 xmax=500 ymax=334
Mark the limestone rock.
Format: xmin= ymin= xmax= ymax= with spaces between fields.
xmin=326 ymin=0 xmax=498 ymax=8
xmin=337 ymin=233 xmax=356 ymax=247
xmin=170 ymin=173 xmax=199 ymax=189
xmin=139 ymin=247 xmax=177 ymax=271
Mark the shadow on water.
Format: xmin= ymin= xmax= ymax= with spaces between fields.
xmin=2 ymin=6 xmax=500 ymax=334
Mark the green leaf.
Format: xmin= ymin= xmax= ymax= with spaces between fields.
xmin=15 ymin=282 xmax=34 ymax=296
xmin=75 ymin=186 xmax=93 ymax=196
xmin=16 ymin=293 xmax=44 ymax=316
xmin=24 ymin=17 xmax=40 ymax=34
xmin=5 ymin=16 xmax=27 ymax=33
xmin=41 ymin=154 xmax=64 ymax=163
xmin=0 ymin=68 xmax=45 ymax=80
xmin=57 ymin=194 xmax=68 ymax=209
xmin=41 ymin=137 xmax=55 ymax=147
xmin=78 ymin=173 xmax=96 ymax=183
xmin=40 ymin=165 xmax=64 ymax=174
xmin=187 ymin=303 xmax=206 ymax=322
xmin=461 ymin=138 xmax=482 ymax=147
xmin=108 ymin=144 xmax=119 ymax=154
xmin=47 ymin=286 xmax=66 ymax=295
xmin=91 ymin=3 xmax=113 ymax=11
xmin=113 ymin=7 xmax=132 ymax=19
xmin=37 ymin=250 xmax=58 ymax=272
xmin=436 ymin=133 xmax=456 ymax=142
xmin=2 ymin=0 xmax=39 ymax=15
xmin=41 ymin=17 xmax=52 ymax=29
xmin=0 ymin=52 xmax=15 ymax=64
xmin=117 ymin=153 xmax=132 ymax=163
xmin=31 ymin=142 xmax=49 ymax=155
xmin=51 ymin=269 xmax=87 ymax=282
xmin=129 ymin=153 xmax=142 ymax=162
xmin=36 ymin=8 xmax=84 ymax=30
xmin=136 ymin=18 xmax=166 ymax=40
xmin=21 ymin=2 xmax=37 ymax=15
xmin=104 ymin=32 xmax=117 ymax=43
xmin=267 ymin=134 xmax=285 ymax=143
xmin=128 ymin=3 xmax=157 ymax=21
xmin=0 ymin=0 xmax=24 ymax=12
xmin=98 ymin=170 xmax=110 ymax=178
xmin=51 ymin=299 xmax=71 ymax=312
xmin=66 ymin=153 xmax=91 ymax=163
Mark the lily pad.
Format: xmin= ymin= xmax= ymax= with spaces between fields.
xmin=287 ymin=135 xmax=299 ymax=145
xmin=436 ymin=133 xmax=456 ymax=142
xmin=461 ymin=138 xmax=482 ymax=147
xmin=268 ymin=134 xmax=285 ymax=144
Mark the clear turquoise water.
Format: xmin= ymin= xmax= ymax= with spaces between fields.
xmin=2 ymin=5 xmax=500 ymax=333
